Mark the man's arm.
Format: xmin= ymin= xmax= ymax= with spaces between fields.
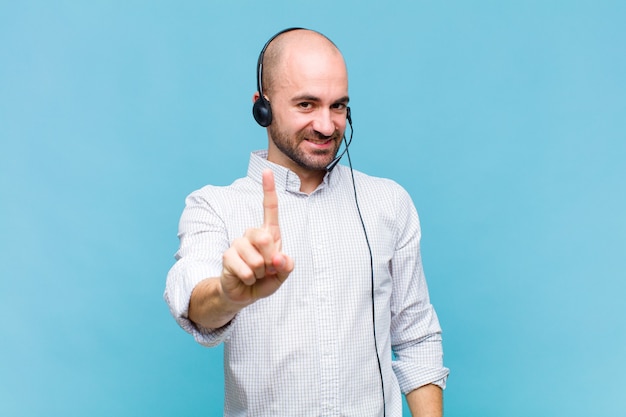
xmin=406 ymin=384 xmax=443 ymax=417
xmin=188 ymin=277 xmax=246 ymax=330
xmin=387 ymin=186 xmax=448 ymax=414
xmin=188 ymin=169 xmax=293 ymax=330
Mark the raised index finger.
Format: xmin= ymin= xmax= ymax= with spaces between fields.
xmin=262 ymin=169 xmax=280 ymax=239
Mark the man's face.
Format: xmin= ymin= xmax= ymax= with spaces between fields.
xmin=265 ymin=47 xmax=349 ymax=173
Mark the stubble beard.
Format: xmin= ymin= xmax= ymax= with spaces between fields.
xmin=269 ymin=125 xmax=343 ymax=172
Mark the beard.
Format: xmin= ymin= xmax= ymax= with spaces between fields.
xmin=269 ymin=124 xmax=343 ymax=171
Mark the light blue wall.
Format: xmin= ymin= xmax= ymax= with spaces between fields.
xmin=1 ymin=1 xmax=624 ymax=416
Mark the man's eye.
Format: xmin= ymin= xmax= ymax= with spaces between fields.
xmin=299 ymin=102 xmax=312 ymax=109
xmin=332 ymin=103 xmax=346 ymax=110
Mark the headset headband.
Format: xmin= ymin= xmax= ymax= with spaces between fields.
xmin=253 ymin=27 xmax=305 ymax=127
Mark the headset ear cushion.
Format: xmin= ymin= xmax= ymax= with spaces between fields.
xmin=253 ymin=98 xmax=272 ymax=127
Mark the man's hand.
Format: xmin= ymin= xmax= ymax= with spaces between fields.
xmin=220 ymin=169 xmax=294 ymax=305
xmin=189 ymin=169 xmax=294 ymax=329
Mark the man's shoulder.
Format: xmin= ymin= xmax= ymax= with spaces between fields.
xmin=191 ymin=176 xmax=255 ymax=196
xmin=345 ymin=167 xmax=410 ymax=197
xmin=183 ymin=176 xmax=259 ymax=210
xmin=334 ymin=167 xmax=418 ymax=219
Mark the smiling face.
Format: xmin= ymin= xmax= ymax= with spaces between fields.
xmin=258 ymin=31 xmax=349 ymax=186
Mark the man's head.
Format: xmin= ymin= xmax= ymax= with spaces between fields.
xmin=253 ymin=29 xmax=350 ymax=180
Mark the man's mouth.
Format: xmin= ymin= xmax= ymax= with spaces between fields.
xmin=305 ymin=138 xmax=332 ymax=145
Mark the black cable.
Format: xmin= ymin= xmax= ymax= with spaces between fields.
xmin=345 ymin=147 xmax=386 ymax=417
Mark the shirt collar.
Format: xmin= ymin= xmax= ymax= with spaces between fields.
xmin=247 ymin=150 xmax=334 ymax=194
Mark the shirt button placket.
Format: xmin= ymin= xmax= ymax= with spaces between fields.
xmin=309 ymin=194 xmax=339 ymax=416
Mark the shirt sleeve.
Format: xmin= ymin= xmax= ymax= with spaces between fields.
xmin=389 ymin=187 xmax=450 ymax=392
xmin=163 ymin=187 xmax=236 ymax=347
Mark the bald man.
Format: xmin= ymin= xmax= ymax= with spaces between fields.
xmin=165 ymin=28 xmax=449 ymax=417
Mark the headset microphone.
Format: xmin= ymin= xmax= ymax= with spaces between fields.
xmin=326 ymin=106 xmax=352 ymax=172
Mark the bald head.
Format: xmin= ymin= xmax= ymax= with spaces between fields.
xmin=261 ymin=29 xmax=346 ymax=96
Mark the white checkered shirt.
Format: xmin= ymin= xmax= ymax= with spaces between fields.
xmin=165 ymin=151 xmax=449 ymax=416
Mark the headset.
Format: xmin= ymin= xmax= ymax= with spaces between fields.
xmin=252 ymin=27 xmax=353 ymax=172
xmin=252 ymin=28 xmax=386 ymax=415
xmin=252 ymin=27 xmax=304 ymax=127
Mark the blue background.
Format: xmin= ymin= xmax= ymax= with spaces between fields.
xmin=1 ymin=1 xmax=625 ymax=416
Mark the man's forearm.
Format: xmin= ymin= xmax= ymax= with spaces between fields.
xmin=406 ymin=384 xmax=443 ymax=417
xmin=188 ymin=277 xmax=243 ymax=329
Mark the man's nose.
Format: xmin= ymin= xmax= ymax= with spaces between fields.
xmin=311 ymin=109 xmax=336 ymax=137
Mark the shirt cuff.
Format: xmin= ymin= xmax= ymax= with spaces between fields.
xmin=164 ymin=260 xmax=235 ymax=347
xmin=393 ymin=362 xmax=450 ymax=393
